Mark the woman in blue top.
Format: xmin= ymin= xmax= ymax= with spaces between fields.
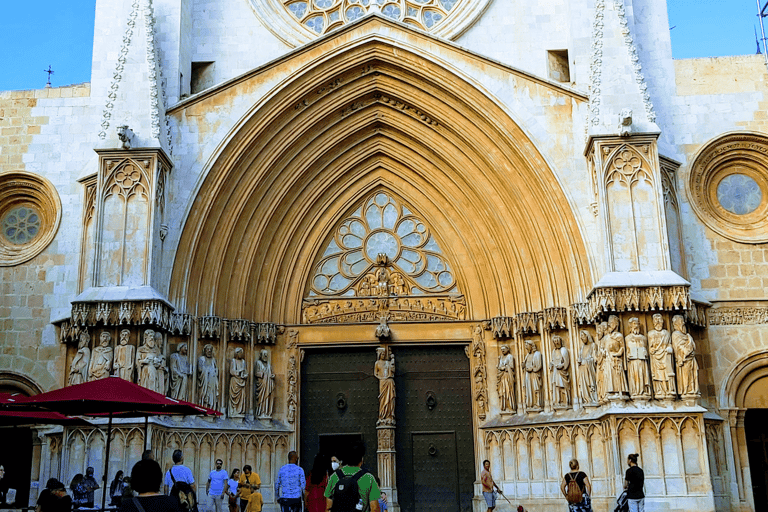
xmin=70 ymin=474 xmax=89 ymax=509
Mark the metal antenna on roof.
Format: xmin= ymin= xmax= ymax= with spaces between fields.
xmin=43 ymin=65 xmax=54 ymax=88
xmin=756 ymin=26 xmax=763 ymax=54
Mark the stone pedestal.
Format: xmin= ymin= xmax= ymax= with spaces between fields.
xmin=377 ymin=424 xmax=398 ymax=511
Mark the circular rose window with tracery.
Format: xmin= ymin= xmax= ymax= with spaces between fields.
xmin=249 ymin=0 xmax=490 ymax=47
xmin=687 ymin=133 xmax=768 ymax=243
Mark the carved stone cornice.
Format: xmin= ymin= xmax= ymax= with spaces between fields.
xmin=301 ymin=295 xmax=466 ymax=324
xmin=169 ymin=313 xmax=192 ymax=335
xmin=254 ymin=322 xmax=278 ymax=344
xmin=228 ymin=319 xmax=252 ymax=341
xmin=490 ymin=317 xmax=513 ymax=339
xmin=198 ymin=315 xmax=222 ymax=339
xmin=543 ymin=307 xmax=568 ymax=330
xmin=568 ymin=285 xmax=708 ymax=327
xmin=708 ymin=306 xmax=768 ymax=326
xmin=516 ymin=312 xmax=541 ymax=335
xmin=67 ymin=299 xmax=173 ymax=330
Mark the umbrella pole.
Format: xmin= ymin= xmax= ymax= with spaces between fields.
xmin=144 ymin=415 xmax=149 ymax=451
xmin=102 ymin=413 xmax=113 ymax=511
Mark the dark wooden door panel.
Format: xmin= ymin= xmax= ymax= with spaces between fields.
xmin=300 ymin=348 xmax=379 ymax=475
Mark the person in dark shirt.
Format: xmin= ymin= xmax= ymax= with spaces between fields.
xmin=623 ymin=453 xmax=645 ymax=512
xmin=119 ymin=459 xmax=182 ymax=512
xmin=71 ymin=474 xmax=89 ymax=509
xmin=83 ymin=467 xmax=100 ymax=508
xmin=36 ymin=479 xmax=72 ymax=512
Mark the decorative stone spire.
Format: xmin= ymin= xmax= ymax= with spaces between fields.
xmin=96 ymin=0 xmax=170 ymax=152
xmin=588 ymin=0 xmax=659 ymax=137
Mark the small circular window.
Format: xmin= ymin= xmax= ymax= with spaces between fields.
xmin=2 ymin=206 xmax=42 ymax=245
xmin=0 ymin=172 xmax=61 ymax=266
xmin=716 ymin=174 xmax=763 ymax=215
xmin=688 ymin=133 xmax=768 ymax=243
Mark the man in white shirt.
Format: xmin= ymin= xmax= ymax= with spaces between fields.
xmin=164 ymin=450 xmax=196 ymax=495
xmin=207 ymin=459 xmax=229 ymax=512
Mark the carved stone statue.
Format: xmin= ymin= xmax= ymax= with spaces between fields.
xmin=577 ymin=330 xmax=598 ymax=405
xmin=648 ymin=314 xmax=676 ymax=399
xmin=154 ymin=331 xmax=168 ymax=395
xmin=198 ymin=344 xmax=219 ymax=409
xmin=625 ymin=317 xmax=652 ymax=400
xmin=549 ymin=335 xmax=571 ymax=407
xmin=88 ymin=331 xmax=113 ymax=381
xmin=375 ymin=316 xmax=391 ymax=339
xmin=254 ymin=349 xmax=275 ymax=418
xmin=523 ymin=339 xmax=543 ymax=410
xmin=375 ymin=347 xmax=396 ymax=425
xmin=114 ymin=329 xmax=135 ymax=381
xmin=672 ymin=315 xmax=700 ymax=398
xmin=605 ymin=315 xmax=629 ymax=398
xmin=137 ymin=329 xmax=161 ymax=391
xmin=169 ymin=343 xmax=192 ymax=400
xmin=68 ymin=332 xmax=91 ymax=386
xmin=595 ymin=321 xmax=608 ymax=402
xmin=229 ymin=348 xmax=247 ymax=418
xmin=496 ymin=345 xmax=515 ymax=412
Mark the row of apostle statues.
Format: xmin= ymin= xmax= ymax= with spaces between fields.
xmin=494 ymin=314 xmax=700 ymax=412
xmin=67 ymin=329 xmax=276 ymax=418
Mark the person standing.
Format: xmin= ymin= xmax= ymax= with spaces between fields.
xmin=164 ymin=450 xmax=196 ymax=496
xmin=324 ymin=442 xmax=380 ymax=512
xmin=624 ymin=454 xmax=644 ymax=512
xmin=480 ymin=460 xmax=501 ymax=512
xmin=275 ymin=451 xmax=305 ymax=512
xmin=207 ymin=459 xmax=229 ymax=512
xmin=110 ymin=471 xmax=126 ymax=507
xmin=561 ymin=459 xmax=592 ymax=512
xmin=70 ymin=474 xmax=89 ymax=509
xmin=237 ymin=465 xmax=261 ymax=512
xmin=83 ymin=467 xmax=100 ymax=508
xmin=305 ymin=453 xmax=329 ymax=512
xmin=118 ymin=459 xmax=182 ymax=512
xmin=227 ymin=470 xmax=241 ymax=512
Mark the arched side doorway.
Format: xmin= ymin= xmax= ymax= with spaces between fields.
xmin=721 ymin=353 xmax=768 ymax=512
xmin=0 ymin=372 xmax=42 ymax=508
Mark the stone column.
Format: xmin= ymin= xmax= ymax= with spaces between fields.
xmin=377 ymin=425 xmax=398 ymax=510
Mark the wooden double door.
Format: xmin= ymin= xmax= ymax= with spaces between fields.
xmin=300 ymin=345 xmax=474 ymax=512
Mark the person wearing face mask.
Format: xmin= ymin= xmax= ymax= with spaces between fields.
xmin=207 ymin=459 xmax=229 ymax=512
xmin=305 ymin=453 xmax=330 ymax=512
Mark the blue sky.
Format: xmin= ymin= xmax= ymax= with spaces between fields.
xmin=0 ymin=0 xmax=761 ymax=91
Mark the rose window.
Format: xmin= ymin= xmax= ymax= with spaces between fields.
xmin=249 ymin=0 xmax=488 ymax=47
xmin=285 ymin=0 xmax=461 ymax=34
xmin=2 ymin=206 xmax=41 ymax=245
xmin=309 ymin=191 xmax=457 ymax=296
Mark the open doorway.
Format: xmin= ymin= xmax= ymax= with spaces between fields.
xmin=746 ymin=409 xmax=768 ymax=509
xmin=0 ymin=427 xmax=32 ymax=507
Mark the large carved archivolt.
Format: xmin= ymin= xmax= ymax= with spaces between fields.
xmin=169 ymin=37 xmax=592 ymax=323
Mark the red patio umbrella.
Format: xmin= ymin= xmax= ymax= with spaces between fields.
xmin=0 ymin=393 xmax=92 ymax=426
xmin=3 ymin=376 xmax=221 ymax=509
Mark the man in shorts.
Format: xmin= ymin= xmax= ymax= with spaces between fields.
xmin=480 ymin=460 xmax=502 ymax=512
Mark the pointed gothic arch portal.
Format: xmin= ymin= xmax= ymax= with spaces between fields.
xmin=170 ymin=35 xmax=592 ymax=323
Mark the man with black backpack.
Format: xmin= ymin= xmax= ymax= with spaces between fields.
xmin=164 ymin=450 xmax=197 ymax=512
xmin=323 ymin=443 xmax=380 ymax=512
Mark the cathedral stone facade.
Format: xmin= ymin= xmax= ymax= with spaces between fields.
xmin=1 ymin=0 xmax=767 ymax=511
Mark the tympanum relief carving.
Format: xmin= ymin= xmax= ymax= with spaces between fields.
xmin=302 ymin=191 xmax=465 ymax=324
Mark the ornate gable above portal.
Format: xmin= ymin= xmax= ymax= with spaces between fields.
xmin=249 ymin=0 xmax=491 ymax=47
xmin=302 ymin=191 xmax=466 ymax=323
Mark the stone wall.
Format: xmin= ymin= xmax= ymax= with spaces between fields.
xmin=0 ymin=84 xmax=93 ymax=393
